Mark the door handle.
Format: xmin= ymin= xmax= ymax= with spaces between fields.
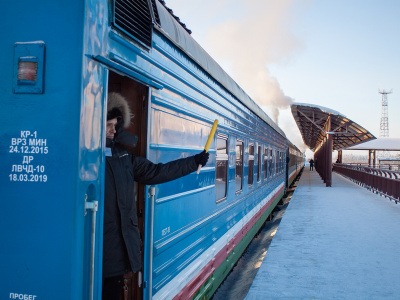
xmin=85 ymin=195 xmax=98 ymax=300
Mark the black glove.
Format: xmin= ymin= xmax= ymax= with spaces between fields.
xmin=194 ymin=150 xmax=209 ymax=167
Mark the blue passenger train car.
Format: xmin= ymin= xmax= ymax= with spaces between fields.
xmin=0 ymin=1 xmax=304 ymax=299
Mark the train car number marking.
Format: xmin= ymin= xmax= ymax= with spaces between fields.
xmin=8 ymin=130 xmax=49 ymax=183
xmin=162 ymin=227 xmax=170 ymax=236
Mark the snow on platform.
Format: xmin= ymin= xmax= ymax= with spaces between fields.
xmin=245 ymin=168 xmax=400 ymax=299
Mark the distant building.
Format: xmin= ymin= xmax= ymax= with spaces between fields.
xmin=378 ymin=157 xmax=400 ymax=170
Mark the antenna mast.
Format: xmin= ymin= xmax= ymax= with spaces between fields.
xmin=378 ymin=89 xmax=392 ymax=137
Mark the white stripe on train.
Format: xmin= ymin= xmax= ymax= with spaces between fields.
xmin=153 ymin=183 xmax=284 ymax=300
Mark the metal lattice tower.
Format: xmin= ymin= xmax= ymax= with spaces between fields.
xmin=378 ymin=89 xmax=392 ymax=137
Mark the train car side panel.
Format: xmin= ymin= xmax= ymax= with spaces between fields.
xmin=0 ymin=1 xmax=101 ymax=299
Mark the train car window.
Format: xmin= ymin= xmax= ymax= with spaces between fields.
xmin=269 ymin=149 xmax=275 ymax=177
xmin=269 ymin=149 xmax=272 ymax=176
xmin=276 ymin=151 xmax=279 ymax=174
xmin=274 ymin=150 xmax=279 ymax=175
xmin=257 ymin=146 xmax=261 ymax=182
xmin=216 ymin=134 xmax=228 ymax=203
xmin=279 ymin=151 xmax=282 ymax=173
xmin=235 ymin=140 xmax=243 ymax=193
xmin=284 ymin=151 xmax=286 ymax=172
xmin=264 ymin=147 xmax=268 ymax=180
xmin=248 ymin=143 xmax=254 ymax=187
xmin=277 ymin=151 xmax=280 ymax=174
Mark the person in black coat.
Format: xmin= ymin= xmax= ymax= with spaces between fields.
xmin=102 ymin=93 xmax=209 ymax=299
xmin=310 ymin=158 xmax=314 ymax=171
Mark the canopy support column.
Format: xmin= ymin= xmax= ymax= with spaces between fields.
xmin=373 ymin=150 xmax=376 ymax=168
xmin=315 ymin=117 xmax=332 ymax=187
xmin=368 ymin=150 xmax=372 ymax=167
xmin=337 ymin=150 xmax=342 ymax=163
xmin=326 ymin=132 xmax=333 ymax=187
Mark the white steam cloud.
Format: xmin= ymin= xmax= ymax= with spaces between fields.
xmin=202 ymin=0 xmax=305 ymax=123
xmin=165 ymin=0 xmax=309 ymax=150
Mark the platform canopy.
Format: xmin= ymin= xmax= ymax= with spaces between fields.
xmin=344 ymin=138 xmax=400 ymax=151
xmin=291 ymin=103 xmax=376 ymax=152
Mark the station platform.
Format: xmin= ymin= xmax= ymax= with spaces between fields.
xmin=245 ymin=168 xmax=400 ymax=299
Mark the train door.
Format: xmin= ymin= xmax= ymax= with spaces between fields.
xmin=106 ymin=70 xmax=149 ymax=300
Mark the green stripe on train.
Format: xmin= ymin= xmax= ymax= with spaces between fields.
xmin=192 ymin=190 xmax=284 ymax=300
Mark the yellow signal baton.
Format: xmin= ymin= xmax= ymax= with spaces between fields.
xmin=197 ymin=119 xmax=218 ymax=174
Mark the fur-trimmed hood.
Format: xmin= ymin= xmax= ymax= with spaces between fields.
xmin=107 ymin=92 xmax=132 ymax=128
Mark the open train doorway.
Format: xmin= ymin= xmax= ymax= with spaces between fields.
xmin=106 ymin=70 xmax=149 ymax=300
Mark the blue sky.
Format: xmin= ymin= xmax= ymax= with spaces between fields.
xmin=164 ymin=0 xmax=400 ymax=155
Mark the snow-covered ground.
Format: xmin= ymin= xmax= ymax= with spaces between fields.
xmin=245 ymin=169 xmax=400 ymax=299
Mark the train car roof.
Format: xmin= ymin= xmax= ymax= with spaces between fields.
xmin=155 ymin=1 xmax=286 ymax=138
xmin=287 ymin=139 xmax=303 ymax=153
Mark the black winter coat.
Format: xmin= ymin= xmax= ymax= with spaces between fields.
xmin=103 ymin=143 xmax=197 ymax=278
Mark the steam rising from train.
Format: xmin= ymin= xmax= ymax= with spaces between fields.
xmin=202 ymin=0 xmax=303 ymax=123
xmin=174 ymin=0 xmax=308 ymax=123
xmin=167 ymin=0 xmax=308 ymax=152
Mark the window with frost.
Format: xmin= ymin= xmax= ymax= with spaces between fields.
xmin=216 ymin=134 xmax=228 ymax=202
xmin=235 ymin=140 xmax=243 ymax=193
xmin=248 ymin=143 xmax=254 ymax=187
xmin=270 ymin=149 xmax=274 ymax=176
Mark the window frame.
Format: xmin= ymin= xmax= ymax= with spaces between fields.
xmin=235 ymin=139 xmax=244 ymax=194
xmin=278 ymin=151 xmax=281 ymax=173
xmin=257 ymin=145 xmax=261 ymax=183
xmin=215 ymin=133 xmax=229 ymax=203
xmin=248 ymin=142 xmax=254 ymax=187
xmin=270 ymin=149 xmax=274 ymax=177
